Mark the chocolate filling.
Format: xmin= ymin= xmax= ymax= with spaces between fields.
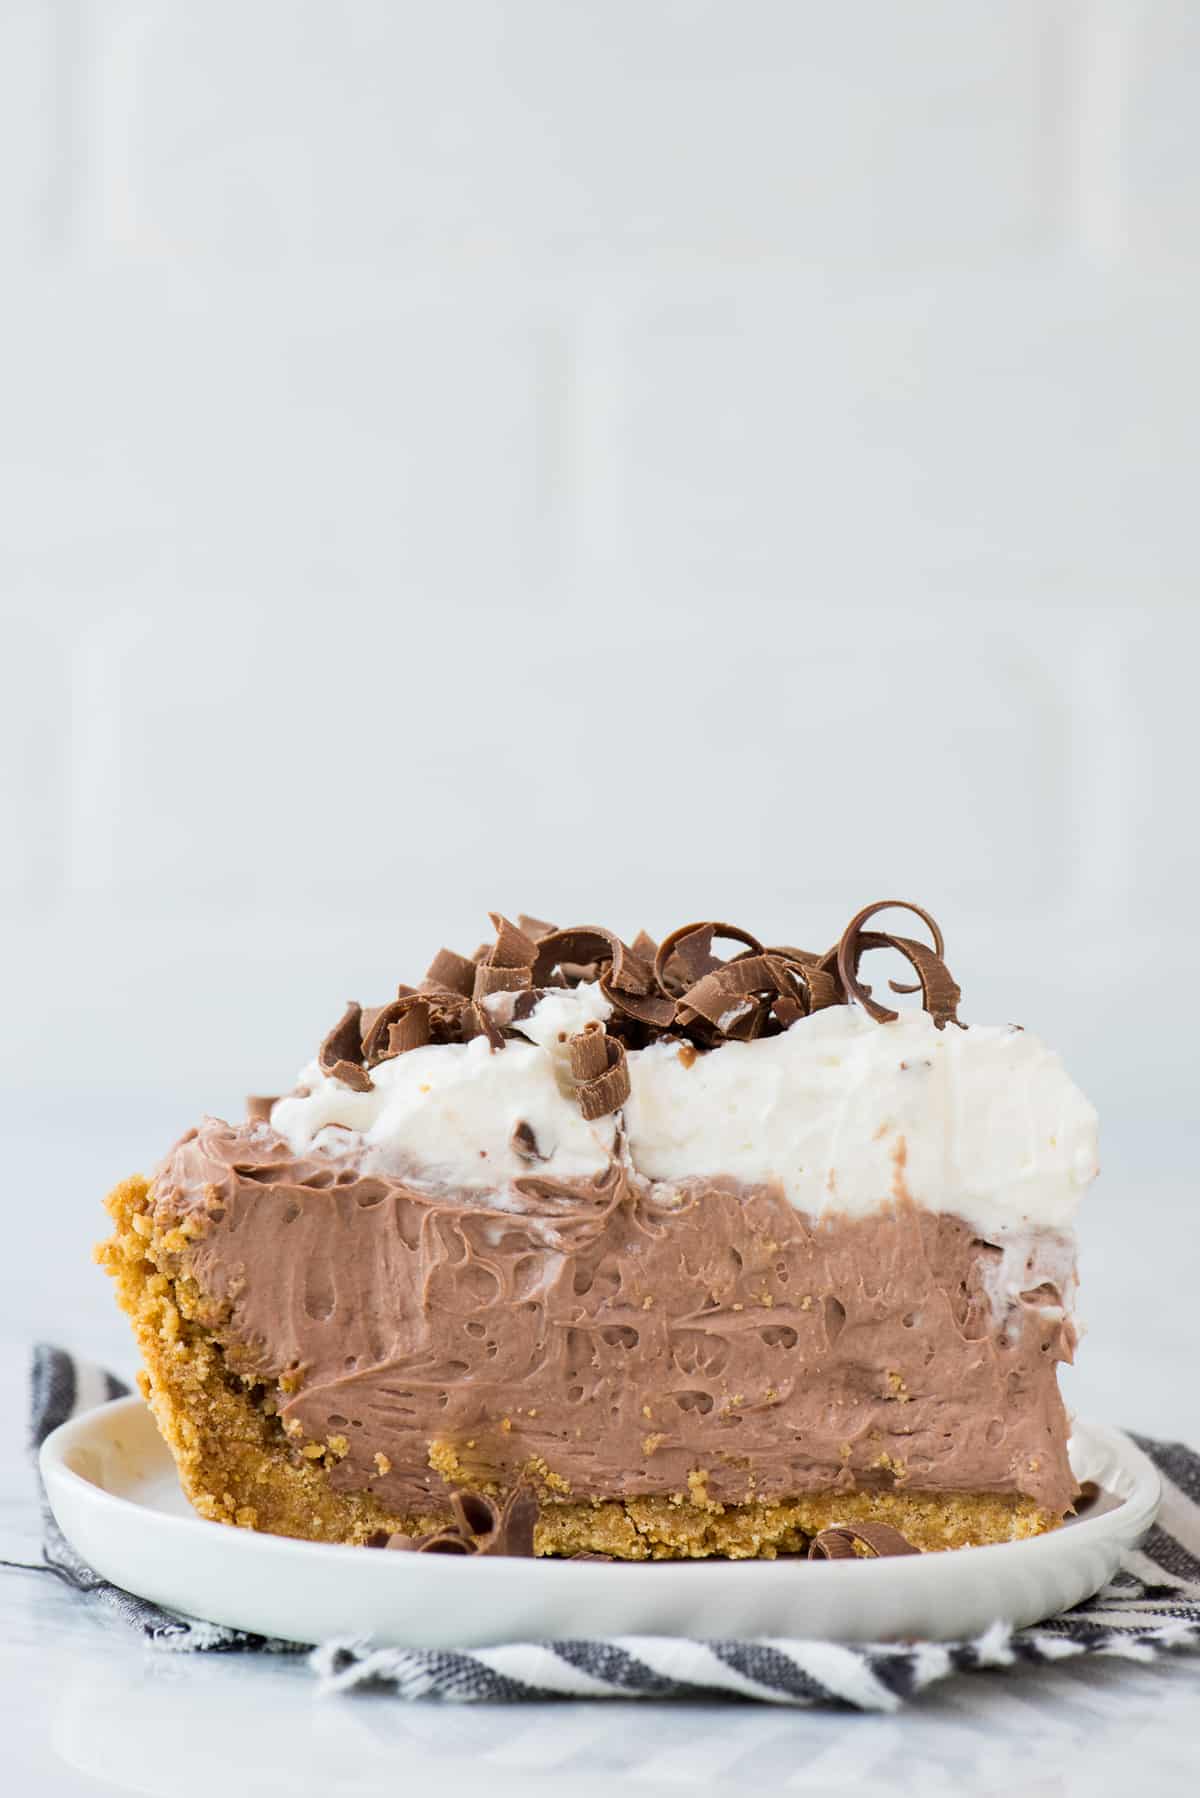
xmin=151 ymin=1121 xmax=1077 ymax=1520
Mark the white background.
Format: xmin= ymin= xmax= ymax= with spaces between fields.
xmin=1 ymin=7 xmax=1199 ymax=1789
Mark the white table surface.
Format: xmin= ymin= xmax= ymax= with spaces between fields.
xmin=3 ymin=1094 xmax=1199 ymax=1797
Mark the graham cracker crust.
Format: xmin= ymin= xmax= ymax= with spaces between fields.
xmin=97 ymin=1174 xmax=1061 ymax=1558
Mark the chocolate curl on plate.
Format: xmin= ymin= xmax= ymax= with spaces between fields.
xmin=568 ymin=1022 xmax=631 ymax=1120
xmin=836 ymin=901 xmax=963 ymax=1029
xmin=808 ymin=1522 xmax=919 ymax=1560
xmin=383 ymin=1484 xmax=539 ymax=1557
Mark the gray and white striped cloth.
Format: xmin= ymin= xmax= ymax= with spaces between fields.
xmin=25 ymin=1345 xmax=1200 ymax=1710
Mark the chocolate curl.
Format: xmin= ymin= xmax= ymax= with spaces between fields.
xmin=808 ymin=1523 xmax=920 ymax=1560
xmin=532 ymin=926 xmax=650 ymax=993
xmin=569 ymin=1021 xmax=609 ymax=1081
xmin=604 ymin=985 xmax=677 ymax=1030
xmin=383 ymin=1483 xmax=538 ymax=1557
xmin=468 ymin=913 xmax=538 ymax=1006
xmin=488 ymin=912 xmax=539 ymax=969
xmin=483 ymin=1482 xmax=538 ymax=1557
xmin=673 ymin=943 xmax=842 ymax=1044
xmin=531 ymin=924 xmax=667 ymax=1027
xmin=362 ymin=995 xmax=434 ymax=1065
xmin=245 ymin=1094 xmax=278 ymax=1123
xmin=652 ymin=922 xmax=764 ymax=999
xmin=516 ymin=913 xmax=557 ymax=942
xmin=630 ymin=928 xmax=659 ymax=964
xmin=836 ymin=901 xmax=962 ymax=1029
xmin=329 ymin=1060 xmax=372 ymax=1092
xmin=568 ymin=1023 xmax=631 ymax=1120
xmin=318 ymin=1001 xmax=364 ymax=1075
xmin=422 ymin=948 xmax=478 ymax=999
xmin=389 ymin=1005 xmax=431 ymax=1056
xmin=474 ymin=961 xmax=534 ymax=1000
xmin=486 ymin=964 xmax=530 ymax=1006
xmin=763 ymin=947 xmax=843 ymax=1013
xmin=364 ymin=987 xmax=417 ymax=1046
xmin=467 ymin=1002 xmax=507 ymax=1051
xmin=678 ymin=954 xmax=792 ymax=1038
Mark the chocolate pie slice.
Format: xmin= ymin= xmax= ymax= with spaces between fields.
xmin=98 ymin=902 xmax=1097 ymax=1558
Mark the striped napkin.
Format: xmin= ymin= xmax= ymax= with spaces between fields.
xmin=26 ymin=1345 xmax=1200 ymax=1710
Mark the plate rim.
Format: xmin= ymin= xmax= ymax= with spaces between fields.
xmin=41 ymin=1393 xmax=1162 ymax=1581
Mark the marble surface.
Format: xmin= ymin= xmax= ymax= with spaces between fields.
xmin=2 ymin=1094 xmax=1199 ymax=1796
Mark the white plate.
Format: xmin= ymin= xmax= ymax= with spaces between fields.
xmin=42 ymin=1397 xmax=1160 ymax=1648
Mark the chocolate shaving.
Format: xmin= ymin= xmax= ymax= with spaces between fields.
xmin=798 ymin=962 xmax=843 ymax=1011
xmin=603 ymin=985 xmax=677 ymax=1029
xmin=318 ymin=1001 xmax=364 ymax=1076
xmin=569 ymin=1023 xmax=631 ymax=1119
xmin=1072 ymin=1480 xmax=1101 ymax=1517
xmin=468 ymin=1002 xmax=507 ymax=1051
xmin=473 ymin=962 xmax=533 ymax=1000
xmin=510 ymin=1120 xmax=544 ymax=1163
xmin=509 ymin=989 xmax=545 ymax=1024
xmin=672 ymin=947 xmax=840 ymax=1044
xmin=568 ymin=1021 xmax=609 ymax=1082
xmin=245 ymin=1094 xmax=278 ymax=1123
xmin=517 ymin=913 xmax=557 ymax=941
xmin=836 ymin=901 xmax=963 ymax=1030
xmin=425 ymin=990 xmax=475 ymax=1040
xmin=487 ymin=912 xmax=538 ymax=970
xmin=808 ymin=1522 xmax=920 ymax=1560
xmin=363 ymin=995 xmax=434 ymax=1065
xmin=307 ymin=901 xmax=967 ymax=1110
xmin=382 ymin=1483 xmax=538 ymax=1557
xmin=389 ymin=1006 xmax=431 ymax=1056
xmin=422 ymin=947 xmax=478 ymax=998
xmin=533 ymin=927 xmax=652 ymax=996
xmin=630 ymin=928 xmax=659 ymax=963
xmin=678 ymin=955 xmax=784 ymax=1033
xmin=329 ymin=1059 xmax=372 ymax=1093
xmin=653 ymin=922 xmax=764 ymax=999
xmin=466 ymin=913 xmax=538 ymax=1009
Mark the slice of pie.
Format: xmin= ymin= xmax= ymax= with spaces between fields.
xmin=99 ymin=901 xmax=1097 ymax=1558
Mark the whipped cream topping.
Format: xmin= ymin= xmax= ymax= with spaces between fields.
xmin=269 ymin=990 xmax=1098 ymax=1235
